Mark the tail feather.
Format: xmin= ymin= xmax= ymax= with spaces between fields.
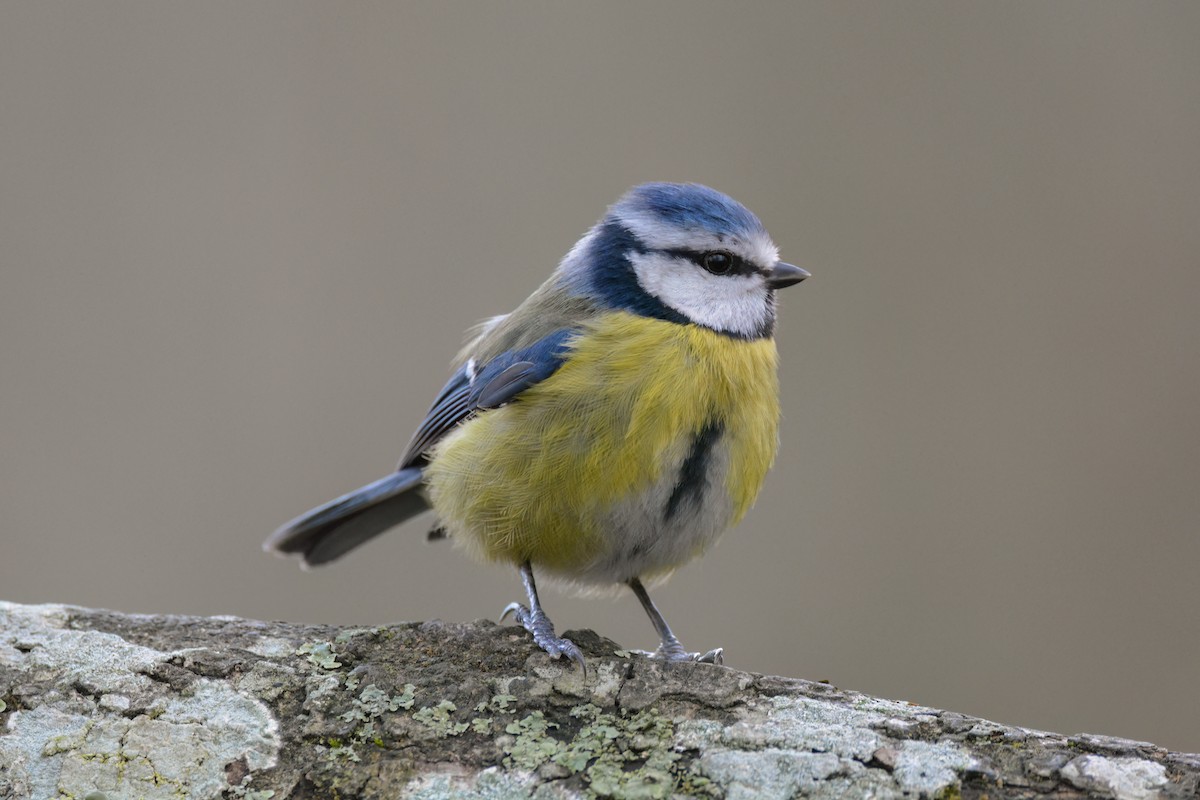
xmin=265 ymin=467 xmax=429 ymax=566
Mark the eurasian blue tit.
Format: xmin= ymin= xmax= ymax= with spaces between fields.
xmin=267 ymin=182 xmax=808 ymax=667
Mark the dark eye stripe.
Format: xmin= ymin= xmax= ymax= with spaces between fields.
xmin=662 ymin=248 xmax=755 ymax=277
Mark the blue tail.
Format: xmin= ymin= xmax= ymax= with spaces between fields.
xmin=265 ymin=467 xmax=428 ymax=566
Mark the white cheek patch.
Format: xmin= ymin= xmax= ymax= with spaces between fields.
xmin=630 ymin=253 xmax=772 ymax=338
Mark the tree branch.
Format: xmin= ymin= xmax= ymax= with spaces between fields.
xmin=0 ymin=601 xmax=1195 ymax=799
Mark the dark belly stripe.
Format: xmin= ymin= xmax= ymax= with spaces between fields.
xmin=664 ymin=420 xmax=725 ymax=521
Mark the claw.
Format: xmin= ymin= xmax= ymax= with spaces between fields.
xmin=558 ymin=639 xmax=588 ymax=675
xmin=499 ymin=602 xmax=523 ymax=623
xmin=498 ymin=599 xmax=587 ymax=675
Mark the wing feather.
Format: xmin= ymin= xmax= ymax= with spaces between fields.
xmin=399 ymin=327 xmax=577 ymax=468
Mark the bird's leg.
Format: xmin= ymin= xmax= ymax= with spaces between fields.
xmin=500 ymin=561 xmax=586 ymax=671
xmin=628 ymin=577 xmax=723 ymax=664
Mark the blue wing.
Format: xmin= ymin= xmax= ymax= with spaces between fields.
xmin=398 ymin=328 xmax=577 ymax=468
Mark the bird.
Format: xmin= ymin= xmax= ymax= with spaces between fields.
xmin=265 ymin=182 xmax=808 ymax=669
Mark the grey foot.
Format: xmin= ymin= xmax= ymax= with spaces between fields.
xmin=636 ymin=645 xmax=725 ymax=665
xmin=500 ymin=602 xmax=586 ymax=671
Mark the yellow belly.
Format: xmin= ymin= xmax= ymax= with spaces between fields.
xmin=424 ymin=312 xmax=780 ymax=581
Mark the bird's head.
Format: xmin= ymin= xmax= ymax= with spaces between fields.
xmin=560 ymin=182 xmax=808 ymax=339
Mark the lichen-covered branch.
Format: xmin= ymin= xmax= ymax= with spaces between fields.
xmin=0 ymin=601 xmax=1196 ymax=799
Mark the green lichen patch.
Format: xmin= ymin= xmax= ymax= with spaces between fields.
xmin=413 ymin=700 xmax=470 ymax=738
xmin=503 ymin=711 xmax=561 ymax=771
xmin=324 ymin=742 xmax=362 ymax=763
xmin=340 ymin=683 xmax=417 ymax=724
xmin=499 ymin=704 xmax=707 ymax=799
xmin=475 ymin=693 xmax=519 ymax=714
xmin=317 ymin=681 xmax=423 ymax=763
xmin=296 ymin=641 xmax=343 ymax=670
xmin=334 ymin=627 xmax=380 ymax=645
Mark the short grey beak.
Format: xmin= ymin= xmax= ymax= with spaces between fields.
xmin=765 ymin=261 xmax=810 ymax=289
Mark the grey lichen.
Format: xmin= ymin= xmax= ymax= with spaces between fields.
xmin=0 ymin=603 xmax=279 ymax=800
xmin=1060 ymin=754 xmax=1170 ymax=800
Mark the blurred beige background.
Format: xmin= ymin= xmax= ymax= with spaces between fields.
xmin=2 ymin=3 xmax=1198 ymax=751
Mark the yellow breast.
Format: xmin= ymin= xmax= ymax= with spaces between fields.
xmin=424 ymin=312 xmax=780 ymax=580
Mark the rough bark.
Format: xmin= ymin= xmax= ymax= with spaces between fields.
xmin=0 ymin=601 xmax=1195 ymax=800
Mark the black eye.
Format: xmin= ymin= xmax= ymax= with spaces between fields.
xmin=701 ymin=251 xmax=734 ymax=275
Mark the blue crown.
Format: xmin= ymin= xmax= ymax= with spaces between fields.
xmin=613 ymin=182 xmax=768 ymax=242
